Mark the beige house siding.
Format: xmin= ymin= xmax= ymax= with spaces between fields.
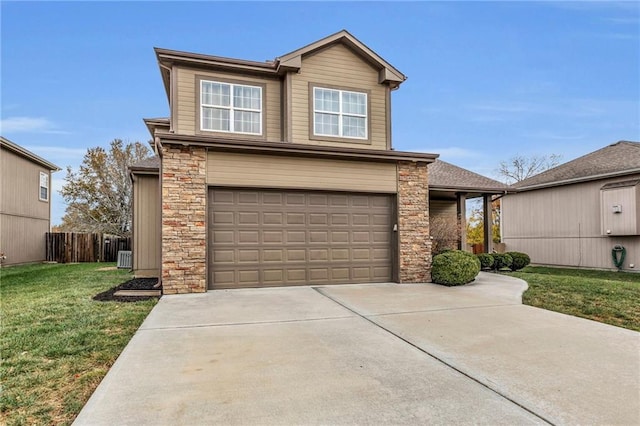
xmin=0 ymin=147 xmax=52 ymax=265
xmin=290 ymin=44 xmax=388 ymax=150
xmin=502 ymin=174 xmax=640 ymax=271
xmin=132 ymin=174 xmax=160 ymax=276
xmin=207 ymin=151 xmax=397 ymax=193
xmin=0 ymin=215 xmax=48 ymax=265
xmin=1 ymin=148 xmax=51 ymax=220
xmin=174 ymin=66 xmax=282 ymax=141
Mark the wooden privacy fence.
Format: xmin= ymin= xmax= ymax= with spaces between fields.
xmin=46 ymin=233 xmax=131 ymax=263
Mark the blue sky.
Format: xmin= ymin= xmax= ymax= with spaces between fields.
xmin=2 ymin=1 xmax=639 ymax=225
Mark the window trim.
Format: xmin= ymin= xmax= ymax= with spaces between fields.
xmin=196 ymin=76 xmax=266 ymax=138
xmin=309 ymin=83 xmax=371 ymax=145
xmin=39 ymin=171 xmax=49 ymax=202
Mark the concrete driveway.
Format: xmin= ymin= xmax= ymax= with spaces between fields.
xmin=74 ymin=273 xmax=639 ymax=425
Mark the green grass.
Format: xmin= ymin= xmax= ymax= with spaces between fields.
xmin=508 ymin=266 xmax=640 ymax=331
xmin=0 ymin=263 xmax=157 ymax=426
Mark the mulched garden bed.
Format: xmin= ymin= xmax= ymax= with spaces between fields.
xmin=93 ymin=278 xmax=161 ymax=302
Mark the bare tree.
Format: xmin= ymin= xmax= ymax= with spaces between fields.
xmin=430 ymin=214 xmax=460 ymax=254
xmin=59 ymin=139 xmax=151 ymax=237
xmin=497 ymin=154 xmax=562 ymax=184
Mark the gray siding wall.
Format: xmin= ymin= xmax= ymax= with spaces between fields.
xmin=0 ymin=215 xmax=48 ymax=265
xmin=0 ymin=147 xmax=52 ymax=265
xmin=502 ymin=174 xmax=640 ymax=271
xmin=132 ymin=174 xmax=160 ymax=276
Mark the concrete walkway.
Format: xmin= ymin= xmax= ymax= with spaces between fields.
xmin=74 ymin=273 xmax=640 ymax=425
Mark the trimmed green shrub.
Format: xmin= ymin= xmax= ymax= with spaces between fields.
xmin=492 ymin=253 xmax=513 ymax=271
xmin=507 ymin=252 xmax=531 ymax=271
xmin=431 ymin=250 xmax=481 ymax=286
xmin=477 ymin=253 xmax=494 ymax=270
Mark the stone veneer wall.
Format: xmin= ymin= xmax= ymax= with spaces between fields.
xmin=161 ymin=145 xmax=207 ymax=294
xmin=397 ymin=161 xmax=432 ymax=282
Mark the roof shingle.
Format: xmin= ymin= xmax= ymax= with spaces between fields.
xmin=513 ymin=141 xmax=640 ymax=190
xmin=428 ymin=159 xmax=507 ymax=192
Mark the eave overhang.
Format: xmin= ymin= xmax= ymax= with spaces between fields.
xmin=155 ymin=47 xmax=280 ymax=99
xmin=0 ymin=136 xmax=61 ymax=171
xmin=155 ymin=131 xmax=437 ymax=164
xmin=276 ymin=30 xmax=407 ymax=88
xmin=513 ymin=169 xmax=640 ymax=192
xmin=429 ymin=185 xmax=509 ymax=195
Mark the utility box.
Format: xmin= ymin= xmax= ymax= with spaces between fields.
xmin=117 ymin=250 xmax=133 ymax=269
xmin=600 ymin=180 xmax=640 ymax=236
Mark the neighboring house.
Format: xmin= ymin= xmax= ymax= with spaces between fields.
xmin=0 ymin=136 xmax=60 ymax=265
xmin=133 ymin=30 xmax=438 ymax=293
xmin=502 ymin=141 xmax=640 ymax=271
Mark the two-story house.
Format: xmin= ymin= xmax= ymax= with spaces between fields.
xmin=0 ymin=136 xmax=60 ymax=265
xmin=133 ymin=30 xmax=440 ymax=293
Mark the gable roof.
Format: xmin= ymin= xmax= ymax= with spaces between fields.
xmin=155 ymin=30 xmax=406 ymax=98
xmin=276 ymin=30 xmax=406 ymax=88
xmin=513 ymin=141 xmax=640 ymax=191
xmin=428 ymin=159 xmax=507 ymax=193
xmin=0 ymin=136 xmax=60 ymax=171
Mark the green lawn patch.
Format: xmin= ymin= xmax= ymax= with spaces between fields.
xmin=0 ymin=263 xmax=158 ymax=425
xmin=508 ymin=266 xmax=640 ymax=332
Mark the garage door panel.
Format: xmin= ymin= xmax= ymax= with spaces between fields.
xmin=263 ymin=249 xmax=284 ymax=262
xmin=331 ymin=231 xmax=350 ymax=243
xmin=287 ymin=249 xmax=306 ymax=262
xmin=263 ymin=231 xmax=284 ymax=244
xmin=209 ymin=188 xmax=393 ymax=289
xmin=331 ymin=249 xmax=350 ymax=261
xmin=285 ymin=193 xmax=305 ymax=205
xmin=212 ymin=249 xmax=235 ymax=263
xmin=264 ymin=270 xmax=284 ymax=282
xmin=309 ymin=248 xmax=329 ymax=261
xmin=286 ymin=213 xmax=305 ymax=225
xmin=263 ymin=212 xmax=283 ymax=225
xmin=287 ymin=269 xmax=306 ymax=281
xmin=352 ymin=232 xmax=370 ymax=243
xmin=262 ymin=192 xmax=283 ymax=204
xmin=213 ymin=230 xmax=234 ymax=244
xmin=309 ymin=213 xmax=328 ymax=225
xmin=309 ymin=268 xmax=329 ymax=280
xmin=238 ymin=250 xmax=259 ymax=262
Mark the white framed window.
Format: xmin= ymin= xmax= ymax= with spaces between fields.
xmin=39 ymin=172 xmax=49 ymax=202
xmin=200 ymin=80 xmax=262 ymax=135
xmin=313 ymin=87 xmax=367 ymax=139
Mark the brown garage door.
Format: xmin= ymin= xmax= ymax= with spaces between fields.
xmin=208 ymin=188 xmax=394 ymax=289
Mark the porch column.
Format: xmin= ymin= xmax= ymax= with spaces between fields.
xmin=161 ymin=144 xmax=207 ymax=294
xmin=397 ymin=161 xmax=431 ymax=282
xmin=456 ymin=192 xmax=467 ymax=251
xmin=483 ymin=193 xmax=493 ymax=253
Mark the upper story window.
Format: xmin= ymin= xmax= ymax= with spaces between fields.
xmin=39 ymin=172 xmax=49 ymax=202
xmin=201 ymin=80 xmax=262 ymax=135
xmin=313 ymin=87 xmax=367 ymax=139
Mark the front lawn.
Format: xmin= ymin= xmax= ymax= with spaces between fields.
xmin=509 ymin=266 xmax=640 ymax=331
xmin=0 ymin=263 xmax=158 ymax=425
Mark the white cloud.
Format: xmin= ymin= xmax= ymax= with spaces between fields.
xmin=24 ymin=146 xmax=87 ymax=157
xmin=0 ymin=116 xmax=69 ymax=134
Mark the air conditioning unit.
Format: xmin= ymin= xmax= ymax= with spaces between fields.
xmin=117 ymin=250 xmax=132 ymax=269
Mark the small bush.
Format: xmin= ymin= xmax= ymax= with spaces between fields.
xmin=431 ymin=250 xmax=481 ymax=286
xmin=492 ymin=253 xmax=513 ymax=271
xmin=507 ymin=252 xmax=531 ymax=271
xmin=477 ymin=253 xmax=494 ymax=270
